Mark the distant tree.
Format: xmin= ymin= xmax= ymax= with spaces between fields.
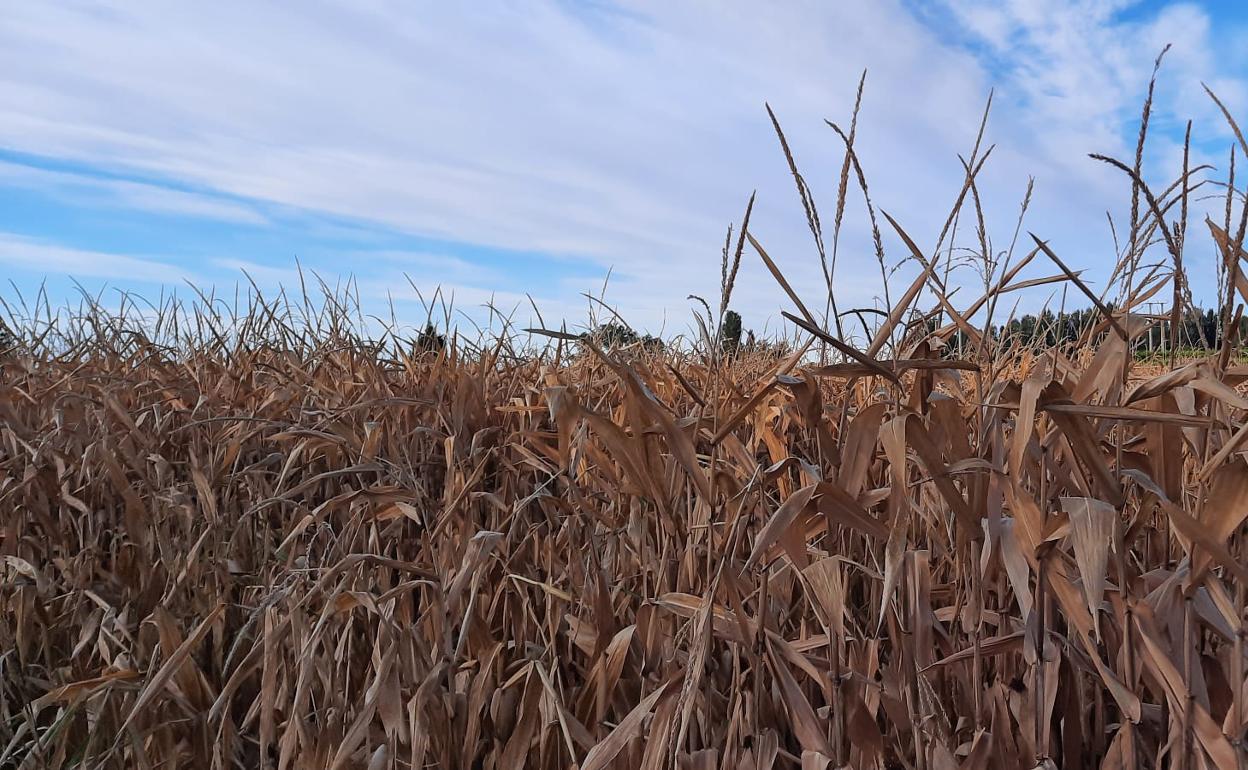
xmin=415 ymin=323 xmax=446 ymax=353
xmin=1198 ymin=308 xmax=1219 ymax=348
xmin=585 ymin=322 xmax=638 ymax=347
xmin=582 ymin=322 xmax=663 ymax=352
xmin=719 ymin=310 xmax=742 ymax=354
xmin=986 ymin=301 xmax=1248 ymax=353
xmin=740 ymin=329 xmax=790 ymax=358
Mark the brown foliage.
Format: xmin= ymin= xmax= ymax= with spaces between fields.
xmin=3 ymin=62 xmax=1248 ymax=770
xmin=2 ymin=293 xmax=1247 ymax=768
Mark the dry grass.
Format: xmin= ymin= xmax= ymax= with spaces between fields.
xmin=4 ymin=67 xmax=1248 ymax=770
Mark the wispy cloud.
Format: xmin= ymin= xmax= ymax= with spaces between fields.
xmin=0 ymin=232 xmax=196 ymax=284
xmin=925 ymin=1 xmax=1245 ymax=152
xmin=0 ymin=1 xmax=1241 ymax=329
xmin=0 ymin=159 xmax=269 ymax=224
xmin=206 ymin=256 xmax=576 ymax=332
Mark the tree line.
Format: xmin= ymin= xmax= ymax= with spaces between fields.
xmin=987 ymin=306 xmax=1245 ymax=352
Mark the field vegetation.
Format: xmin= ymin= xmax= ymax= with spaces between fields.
xmin=3 ymin=56 xmax=1248 ymax=769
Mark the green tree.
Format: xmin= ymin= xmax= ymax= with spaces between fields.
xmin=719 ymin=310 xmax=742 ymax=354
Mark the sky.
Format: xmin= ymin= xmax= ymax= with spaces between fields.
xmin=0 ymin=0 xmax=1246 ymax=340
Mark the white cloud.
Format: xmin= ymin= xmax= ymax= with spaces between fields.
xmin=0 ymin=1 xmax=1241 ymax=330
xmin=358 ymin=250 xmax=507 ymax=286
xmin=207 ymin=255 xmax=576 ymax=334
xmin=0 ymin=233 xmax=196 ymax=284
xmin=0 ymin=160 xmax=269 ymax=224
xmin=932 ymin=0 xmax=1243 ymax=150
xmin=926 ymin=0 xmax=1246 ymax=298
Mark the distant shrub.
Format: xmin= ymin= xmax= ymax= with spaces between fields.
xmin=0 ymin=321 xmax=15 ymax=354
xmin=582 ymin=322 xmax=664 ymax=352
xmin=415 ymin=322 xmax=446 ymax=354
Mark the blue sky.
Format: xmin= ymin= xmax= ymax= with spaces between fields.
xmin=0 ymin=1 xmax=1245 ymax=337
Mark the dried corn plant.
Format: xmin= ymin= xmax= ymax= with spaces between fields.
xmin=3 ymin=68 xmax=1248 ymax=770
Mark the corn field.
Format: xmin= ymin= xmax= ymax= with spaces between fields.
xmin=4 ymin=64 xmax=1248 ymax=769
